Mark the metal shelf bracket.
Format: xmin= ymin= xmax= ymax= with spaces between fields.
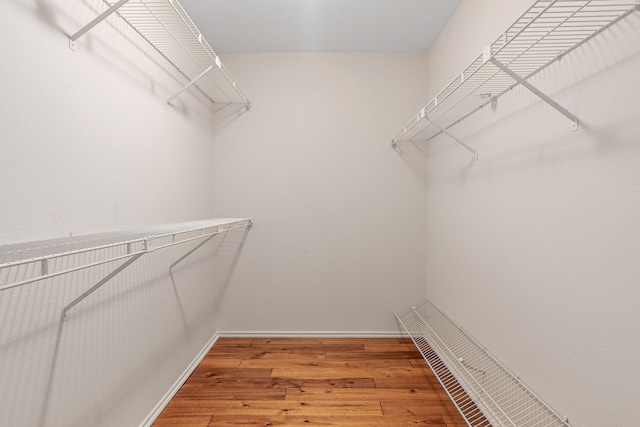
xmin=1 ymin=219 xmax=252 ymax=324
xmin=168 ymin=234 xmax=215 ymax=284
xmin=390 ymin=0 xmax=638 ymax=149
xmin=422 ymin=109 xmax=479 ymax=161
xmin=69 ymin=0 xmax=130 ymax=50
xmin=167 ymin=65 xmax=215 ymax=105
xmin=489 ymin=57 xmax=579 ymax=132
xmin=61 ymin=234 xmax=158 ymax=321
xmin=61 ymin=252 xmax=144 ymax=321
xmin=67 ymin=0 xmax=250 ymax=108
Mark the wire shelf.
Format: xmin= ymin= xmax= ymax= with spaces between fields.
xmin=395 ymin=300 xmax=570 ymax=427
xmin=71 ymin=0 xmax=250 ymax=107
xmin=0 ymin=218 xmax=252 ymax=292
xmin=391 ymin=0 xmax=638 ymax=149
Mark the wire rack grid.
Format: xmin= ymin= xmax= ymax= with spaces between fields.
xmin=117 ymin=0 xmax=249 ymax=105
xmin=0 ymin=218 xmax=252 ymax=292
xmin=396 ymin=300 xmax=571 ymax=427
xmin=72 ymin=0 xmax=250 ymax=107
xmin=391 ymin=0 xmax=639 ymax=146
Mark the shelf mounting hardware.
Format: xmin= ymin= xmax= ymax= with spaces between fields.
xmin=423 ymin=111 xmax=479 ymax=161
xmin=167 ymin=65 xmax=215 ymax=105
xmin=489 ymin=57 xmax=579 ymax=132
xmin=1 ymin=219 xmax=252 ymax=300
xmin=69 ymin=0 xmax=130 ymax=50
xmin=168 ymin=234 xmax=215 ymax=285
xmin=60 ymin=236 xmax=157 ymax=320
xmin=390 ymin=0 xmax=637 ymax=149
xmin=67 ymin=0 xmax=250 ymax=108
xmin=61 ymin=252 xmax=144 ymax=321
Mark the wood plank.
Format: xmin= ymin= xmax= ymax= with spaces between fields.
xmin=208 ymin=346 xmax=330 ymax=359
xmin=171 ymin=388 xmax=286 ymax=401
xmin=179 ymin=378 xmax=284 ymax=389
xmin=373 ymin=376 xmax=443 ymax=389
xmin=271 ymin=377 xmax=377 ymax=389
xmin=270 ymin=366 xmax=431 ymax=380
xmin=381 ymin=399 xmax=463 ymax=417
xmin=363 ymin=346 xmax=420 ymax=354
xmin=248 ymin=338 xmax=366 ymax=353
xmin=164 ymin=399 xmax=382 ymax=416
xmin=240 ymin=357 xmax=413 ymax=369
xmin=251 ymin=338 xmax=364 ymax=351
xmin=206 ymin=415 xmax=449 ymax=426
xmin=213 ymin=337 xmax=254 ymax=347
xmin=188 ymin=367 xmax=273 ymax=380
xmin=443 ymin=414 xmax=476 ymax=427
xmin=180 ymin=377 xmax=376 ymax=390
xmin=363 ymin=343 xmax=420 ymax=352
xmin=151 ymin=415 xmax=212 ymax=427
xmin=207 ymin=351 xmax=296 ymax=360
xmin=190 ymin=358 xmax=243 ymax=369
xmin=410 ymin=358 xmax=429 ymax=368
xmin=285 ymin=386 xmax=453 ymax=401
xmin=325 ymin=351 xmax=420 ymax=360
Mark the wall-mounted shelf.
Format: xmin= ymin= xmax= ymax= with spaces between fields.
xmin=391 ymin=0 xmax=639 ymax=159
xmin=396 ymin=300 xmax=570 ymax=427
xmin=0 ymin=218 xmax=252 ymax=317
xmin=70 ymin=0 xmax=250 ymax=108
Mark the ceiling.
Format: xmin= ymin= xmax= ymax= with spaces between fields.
xmin=178 ymin=0 xmax=462 ymax=53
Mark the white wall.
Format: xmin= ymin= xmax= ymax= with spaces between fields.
xmin=211 ymin=52 xmax=429 ymax=334
xmin=0 ymin=1 xmax=245 ymax=426
xmin=10 ymin=0 xmax=634 ymax=425
xmin=419 ymin=1 xmax=640 ymax=426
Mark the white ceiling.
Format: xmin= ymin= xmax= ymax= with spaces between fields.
xmin=178 ymin=0 xmax=462 ymax=53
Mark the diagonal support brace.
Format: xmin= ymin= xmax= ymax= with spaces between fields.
xmin=69 ymin=0 xmax=130 ymax=49
xmin=490 ymin=58 xmax=579 ymax=131
xmin=168 ymin=234 xmax=215 ymax=282
xmin=167 ymin=65 xmax=215 ymax=104
xmin=61 ymin=252 xmax=144 ymax=321
xmin=424 ymin=115 xmax=479 ymax=161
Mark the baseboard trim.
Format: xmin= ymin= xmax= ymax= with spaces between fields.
xmin=139 ymin=332 xmax=220 ymax=427
xmin=217 ymin=331 xmax=405 ymax=338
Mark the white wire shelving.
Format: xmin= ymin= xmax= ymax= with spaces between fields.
xmin=396 ymin=300 xmax=570 ymax=427
xmin=0 ymin=218 xmax=252 ymax=318
xmin=391 ymin=0 xmax=639 ymax=159
xmin=70 ymin=0 xmax=250 ymax=108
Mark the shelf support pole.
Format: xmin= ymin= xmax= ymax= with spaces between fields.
xmin=167 ymin=65 xmax=215 ymax=105
xmin=69 ymin=0 xmax=130 ymax=49
xmin=424 ymin=115 xmax=479 ymax=161
xmin=61 ymin=252 xmax=144 ymax=321
xmin=168 ymin=234 xmax=216 ymax=280
xmin=490 ymin=58 xmax=579 ymax=131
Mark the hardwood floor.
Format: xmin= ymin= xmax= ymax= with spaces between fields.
xmin=152 ymin=338 xmax=468 ymax=426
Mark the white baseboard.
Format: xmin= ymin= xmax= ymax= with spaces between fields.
xmin=217 ymin=331 xmax=405 ymax=338
xmin=139 ymin=333 xmax=220 ymax=427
